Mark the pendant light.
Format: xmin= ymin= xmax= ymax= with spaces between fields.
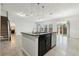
xmin=42 ymin=5 xmax=44 ymax=18
xmin=30 ymin=3 xmax=33 ymax=16
xmin=37 ymin=3 xmax=40 ymax=20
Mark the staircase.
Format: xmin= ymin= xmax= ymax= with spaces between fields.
xmin=0 ymin=16 xmax=9 ymax=41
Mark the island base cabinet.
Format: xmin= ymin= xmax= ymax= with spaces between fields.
xmin=38 ymin=33 xmax=52 ymax=56
xmin=21 ymin=32 xmax=55 ymax=56
xmin=22 ymin=34 xmax=38 ymax=56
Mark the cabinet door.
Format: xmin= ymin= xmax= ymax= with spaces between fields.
xmin=38 ymin=35 xmax=46 ymax=56
xmin=38 ymin=34 xmax=52 ymax=56
xmin=46 ymin=34 xmax=51 ymax=51
xmin=52 ymin=33 xmax=56 ymax=47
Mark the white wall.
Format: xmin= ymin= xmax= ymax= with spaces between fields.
xmin=0 ymin=7 xmax=36 ymax=36
xmin=66 ymin=15 xmax=79 ymax=38
xmin=1 ymin=10 xmax=7 ymax=16
xmin=1 ymin=7 xmax=7 ymax=17
xmin=0 ymin=3 xmax=7 ymax=16
xmin=8 ymin=12 xmax=36 ymax=35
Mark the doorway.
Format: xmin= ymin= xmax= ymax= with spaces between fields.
xmin=57 ymin=21 xmax=70 ymax=37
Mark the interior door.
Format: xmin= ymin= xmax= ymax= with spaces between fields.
xmin=45 ymin=34 xmax=51 ymax=51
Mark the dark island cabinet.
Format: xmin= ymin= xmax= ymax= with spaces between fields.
xmin=38 ymin=33 xmax=52 ymax=56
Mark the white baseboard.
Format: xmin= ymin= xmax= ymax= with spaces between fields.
xmin=70 ymin=37 xmax=79 ymax=39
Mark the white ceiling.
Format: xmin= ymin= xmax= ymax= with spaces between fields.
xmin=1 ymin=3 xmax=79 ymax=20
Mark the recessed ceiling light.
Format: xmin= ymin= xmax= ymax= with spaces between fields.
xmin=42 ymin=6 xmax=44 ymax=8
xmin=37 ymin=3 xmax=40 ymax=5
xmin=49 ymin=13 xmax=53 ymax=15
xmin=17 ymin=12 xmax=26 ymax=17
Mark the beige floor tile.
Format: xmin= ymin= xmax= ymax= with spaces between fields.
xmin=0 ymin=34 xmax=79 ymax=56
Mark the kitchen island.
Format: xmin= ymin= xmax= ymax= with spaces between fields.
xmin=21 ymin=32 xmax=56 ymax=56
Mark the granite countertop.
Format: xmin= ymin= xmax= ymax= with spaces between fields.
xmin=21 ymin=32 xmax=54 ymax=36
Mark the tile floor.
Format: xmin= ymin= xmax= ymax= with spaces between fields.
xmin=0 ymin=34 xmax=23 ymax=56
xmin=45 ymin=35 xmax=79 ymax=56
xmin=0 ymin=34 xmax=79 ymax=56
